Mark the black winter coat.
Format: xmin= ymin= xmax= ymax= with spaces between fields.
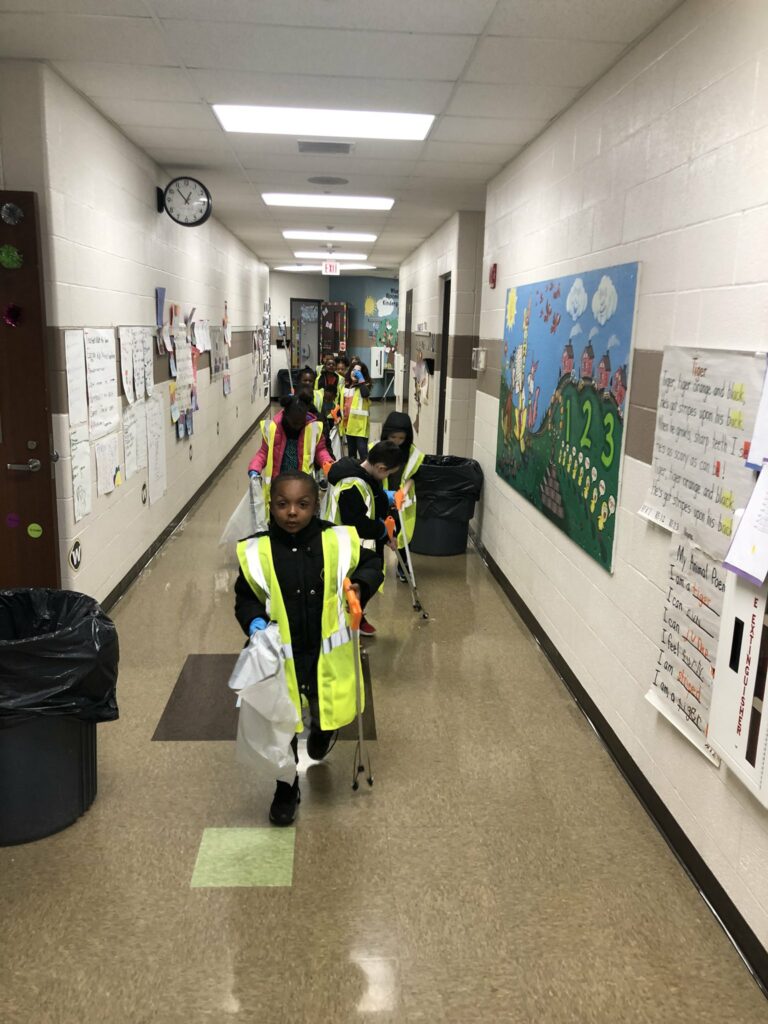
xmin=234 ymin=518 xmax=383 ymax=692
xmin=327 ymin=457 xmax=391 ymax=543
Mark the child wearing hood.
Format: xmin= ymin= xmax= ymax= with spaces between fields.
xmin=380 ymin=412 xmax=425 ymax=581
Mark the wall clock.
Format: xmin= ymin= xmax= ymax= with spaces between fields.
xmin=160 ymin=177 xmax=212 ymax=227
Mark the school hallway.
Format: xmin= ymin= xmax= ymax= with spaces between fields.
xmin=1 ymin=406 xmax=765 ymax=1024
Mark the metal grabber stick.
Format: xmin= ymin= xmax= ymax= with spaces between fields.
xmin=386 ymin=509 xmax=429 ymax=620
xmin=343 ymin=578 xmax=373 ymax=790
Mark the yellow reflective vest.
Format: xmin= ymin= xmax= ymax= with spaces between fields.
xmin=236 ymin=526 xmax=363 ymax=732
xmin=385 ymin=444 xmax=425 ymax=546
xmin=261 ymin=417 xmax=324 ymax=512
xmin=343 ymin=386 xmax=370 ymax=438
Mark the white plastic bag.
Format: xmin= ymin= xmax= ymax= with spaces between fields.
xmin=219 ymin=477 xmax=267 ymax=546
xmin=228 ymin=625 xmax=297 ymax=775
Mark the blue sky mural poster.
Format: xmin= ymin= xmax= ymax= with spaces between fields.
xmin=496 ymin=262 xmax=639 ymax=572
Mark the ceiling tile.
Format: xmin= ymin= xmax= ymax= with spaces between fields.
xmin=155 ymin=0 xmax=496 ymax=34
xmin=411 ymin=160 xmax=501 ymax=180
xmin=446 ymin=81 xmax=582 ymax=120
xmin=431 ymin=115 xmax=548 ymax=145
xmin=486 ymin=0 xmax=680 ymax=43
xmin=0 ymin=0 xmax=146 ymax=11
xmin=0 ymin=13 xmax=171 ymax=64
xmin=52 ymin=61 xmax=197 ymax=102
xmin=95 ymin=98 xmax=219 ymax=130
xmin=164 ymin=22 xmax=476 ymax=79
xmin=123 ymin=126 xmax=224 ymax=149
xmin=422 ymin=139 xmax=520 ymax=164
xmin=465 ymin=36 xmax=625 ymax=87
xmin=188 ymin=69 xmax=454 ymax=113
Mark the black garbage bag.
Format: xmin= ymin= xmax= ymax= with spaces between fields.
xmin=414 ymin=456 xmax=484 ymax=521
xmin=0 ymin=589 xmax=119 ymax=726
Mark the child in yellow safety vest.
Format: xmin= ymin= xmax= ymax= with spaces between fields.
xmin=343 ymin=360 xmax=372 ymax=461
xmin=381 ymin=411 xmax=425 ymax=582
xmin=248 ymin=395 xmax=333 ymax=513
xmin=234 ymin=471 xmax=384 ymax=826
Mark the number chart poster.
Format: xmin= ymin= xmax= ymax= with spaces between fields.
xmin=496 ymin=262 xmax=639 ymax=572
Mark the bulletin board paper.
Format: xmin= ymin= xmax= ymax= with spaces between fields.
xmin=84 ymin=328 xmax=120 ymax=440
xmin=70 ymin=423 xmax=92 ymax=522
xmin=639 ymin=347 xmax=762 ymax=560
xmin=118 ymin=328 xmax=135 ymax=404
xmin=65 ymin=329 xmax=89 ymax=428
xmin=646 ymin=533 xmax=724 ymax=764
xmin=94 ymin=432 xmax=120 ymax=496
xmin=496 ymin=263 xmax=639 ymax=573
xmin=146 ymin=395 xmax=167 ymax=505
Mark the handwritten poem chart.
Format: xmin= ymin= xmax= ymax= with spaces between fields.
xmin=639 ymin=347 xmax=762 ymax=560
xmin=84 ymin=328 xmax=120 ymax=440
xmin=646 ymin=534 xmax=724 ymax=763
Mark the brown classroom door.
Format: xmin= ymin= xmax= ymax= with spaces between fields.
xmin=0 ymin=190 xmax=60 ymax=588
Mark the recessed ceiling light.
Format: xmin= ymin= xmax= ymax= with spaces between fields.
xmin=293 ymin=251 xmax=368 ymax=260
xmin=213 ymin=104 xmax=434 ymax=141
xmin=263 ymin=193 xmax=394 ymax=211
xmin=283 ymin=230 xmax=377 ymax=242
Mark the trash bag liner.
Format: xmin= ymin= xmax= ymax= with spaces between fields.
xmin=0 ymin=589 xmax=119 ymax=725
xmin=414 ymin=456 xmax=484 ymax=520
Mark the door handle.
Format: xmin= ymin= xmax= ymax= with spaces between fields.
xmin=7 ymin=458 xmax=42 ymax=473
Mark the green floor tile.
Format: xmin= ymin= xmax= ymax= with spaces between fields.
xmin=191 ymin=828 xmax=295 ymax=888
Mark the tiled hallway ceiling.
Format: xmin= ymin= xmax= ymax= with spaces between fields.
xmin=1 ymin=0 xmax=681 ymax=270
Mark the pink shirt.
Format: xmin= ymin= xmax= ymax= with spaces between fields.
xmin=248 ymin=409 xmax=333 ymax=475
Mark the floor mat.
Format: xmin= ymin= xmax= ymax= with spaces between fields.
xmin=152 ymin=651 xmax=376 ymax=741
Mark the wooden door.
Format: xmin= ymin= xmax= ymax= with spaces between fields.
xmin=0 ymin=190 xmax=59 ymax=588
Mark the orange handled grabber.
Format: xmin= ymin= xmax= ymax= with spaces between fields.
xmin=385 ymin=511 xmax=429 ymax=620
xmin=343 ymin=577 xmax=372 ymax=790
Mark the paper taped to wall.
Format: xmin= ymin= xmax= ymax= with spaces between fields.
xmin=65 ymin=329 xmax=89 ymax=429
xmin=639 ymin=347 xmax=762 ymax=560
xmin=70 ymin=423 xmax=92 ymax=523
xmin=84 ymin=328 xmax=120 ymax=440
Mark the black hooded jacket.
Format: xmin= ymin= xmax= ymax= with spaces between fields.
xmin=381 ymin=412 xmax=417 ymax=491
xmin=234 ymin=517 xmax=383 ymax=690
xmin=327 ymin=457 xmax=390 ymax=542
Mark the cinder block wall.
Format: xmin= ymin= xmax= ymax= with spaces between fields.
xmin=475 ymin=0 xmax=768 ymax=945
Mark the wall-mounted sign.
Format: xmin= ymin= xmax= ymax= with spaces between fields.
xmin=69 ymin=540 xmax=82 ymax=571
xmin=322 ymin=260 xmax=340 ymax=276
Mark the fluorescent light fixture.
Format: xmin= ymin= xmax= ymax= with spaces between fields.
xmin=293 ymin=251 xmax=368 ymax=260
xmin=213 ymin=104 xmax=434 ymax=141
xmin=273 ymin=265 xmax=323 ymax=273
xmin=283 ymin=230 xmax=377 ymax=242
xmin=338 ymin=264 xmax=378 ymax=271
xmin=263 ymin=193 xmax=394 ymax=211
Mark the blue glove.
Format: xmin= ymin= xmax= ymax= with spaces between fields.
xmin=248 ymin=617 xmax=268 ymax=635
xmin=248 ymin=469 xmax=260 ymax=479
xmin=384 ymin=489 xmax=396 ymax=504
xmin=353 ymin=369 xmax=364 ymax=382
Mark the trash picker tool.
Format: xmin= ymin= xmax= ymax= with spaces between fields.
xmin=343 ymin=578 xmax=373 ymax=790
xmin=386 ymin=512 xmax=429 ymax=620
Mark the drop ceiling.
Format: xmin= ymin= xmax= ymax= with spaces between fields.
xmin=0 ymin=0 xmax=681 ymax=272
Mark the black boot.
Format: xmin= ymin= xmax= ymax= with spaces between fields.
xmin=306 ymin=727 xmax=338 ymax=761
xmin=269 ymin=778 xmax=300 ymax=826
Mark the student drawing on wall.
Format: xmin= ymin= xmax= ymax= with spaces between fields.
xmin=512 ymin=300 xmax=531 ymax=454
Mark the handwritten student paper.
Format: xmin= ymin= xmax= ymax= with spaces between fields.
xmin=70 ymin=423 xmax=92 ymax=522
xmin=646 ymin=533 xmax=724 ymax=764
xmin=723 ymin=465 xmax=768 ymax=586
xmin=146 ymin=395 xmax=167 ymax=505
xmin=639 ymin=347 xmax=762 ymax=560
xmin=84 ymin=328 xmax=120 ymax=440
xmin=65 ymin=329 xmax=89 ymax=428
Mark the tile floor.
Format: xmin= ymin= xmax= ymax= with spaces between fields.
xmin=1 ymin=405 xmax=766 ymax=1022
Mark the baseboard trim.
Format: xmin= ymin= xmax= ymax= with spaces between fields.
xmin=469 ymin=527 xmax=768 ymax=1000
xmin=101 ymin=412 xmax=266 ymax=614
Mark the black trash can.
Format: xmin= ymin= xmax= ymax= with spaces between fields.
xmin=410 ymin=456 xmax=484 ymax=556
xmin=0 ymin=589 xmax=119 ymax=845
xmin=276 ymin=368 xmax=305 ymax=399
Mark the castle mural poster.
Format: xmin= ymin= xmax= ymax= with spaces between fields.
xmin=496 ymin=263 xmax=639 ymax=573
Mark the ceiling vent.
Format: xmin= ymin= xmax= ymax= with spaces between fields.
xmin=298 ymin=140 xmax=354 ymax=155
